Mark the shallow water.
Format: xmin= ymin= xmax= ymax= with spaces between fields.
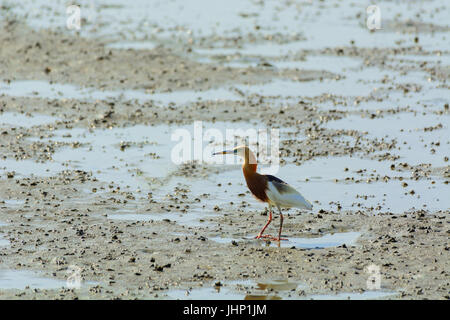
xmin=0 ymin=199 xmax=26 ymax=206
xmin=210 ymin=231 xmax=361 ymax=249
xmin=274 ymin=56 xmax=362 ymax=73
xmin=0 ymin=112 xmax=60 ymax=128
xmin=0 ymin=235 xmax=9 ymax=247
xmin=271 ymin=156 xmax=410 ymax=181
xmin=315 ymin=73 xmax=448 ymax=112
xmin=40 ymin=125 xmax=177 ymax=190
xmin=210 ymin=155 xmax=449 ymax=213
xmin=326 ymin=109 xmax=450 ymax=137
xmin=10 ymin=0 xmax=449 ymax=55
xmin=301 ymin=178 xmax=448 ymax=213
xmin=29 ymin=120 xmax=265 ymax=191
xmin=184 ymin=150 xmax=448 ymax=214
xmin=0 ymin=80 xmax=240 ymax=105
xmin=0 ymin=270 xmax=66 ymax=290
xmin=195 ymin=53 xmax=363 ymax=74
xmin=271 ymin=158 xmax=449 ymax=212
xmin=237 ymin=66 xmax=397 ymax=99
xmin=325 ymin=113 xmax=450 ymax=166
xmin=0 ymin=159 xmax=65 ymax=178
xmin=308 ymin=290 xmax=398 ymax=300
xmin=10 ymin=112 xmax=447 ymax=216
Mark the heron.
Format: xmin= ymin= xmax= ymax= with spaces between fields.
xmin=213 ymin=145 xmax=313 ymax=241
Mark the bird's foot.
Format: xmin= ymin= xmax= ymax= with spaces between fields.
xmin=255 ymin=234 xmax=288 ymax=241
xmin=254 ymin=234 xmax=271 ymax=239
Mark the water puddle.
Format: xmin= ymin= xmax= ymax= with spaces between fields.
xmin=0 ymin=269 xmax=66 ymax=290
xmin=397 ymin=88 xmax=450 ymax=109
xmin=274 ymin=56 xmax=362 ymax=73
xmin=274 ymin=157 xmax=410 ymax=181
xmin=196 ymin=52 xmax=362 ymax=74
xmin=0 ymin=199 xmax=26 ymax=207
xmin=237 ymin=67 xmax=396 ymax=99
xmin=0 ymin=80 xmax=240 ymax=105
xmin=0 ymin=112 xmax=60 ymax=128
xmin=299 ymin=23 xmax=445 ymax=51
xmin=3 ymin=0 xmax=354 ymax=40
xmin=0 ymin=159 xmax=65 ymax=178
xmin=379 ymin=0 xmax=450 ymax=26
xmin=301 ymin=178 xmax=448 ymax=213
xmin=195 ymin=43 xmax=307 ymax=59
xmin=211 ymin=231 xmax=361 ymax=249
xmin=0 ymin=233 xmax=9 ymax=247
xmin=195 ymin=23 xmax=444 ymax=57
xmin=33 ymin=125 xmax=177 ymax=190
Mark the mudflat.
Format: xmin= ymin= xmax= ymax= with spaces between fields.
xmin=0 ymin=0 xmax=448 ymax=300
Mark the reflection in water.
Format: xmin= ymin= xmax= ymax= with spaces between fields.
xmin=245 ymin=294 xmax=282 ymax=300
xmin=167 ymin=279 xmax=303 ymax=300
xmin=247 ymin=279 xmax=300 ymax=300
xmin=256 ymin=279 xmax=299 ymax=291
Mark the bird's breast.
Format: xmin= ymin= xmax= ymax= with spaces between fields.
xmin=243 ymin=170 xmax=268 ymax=203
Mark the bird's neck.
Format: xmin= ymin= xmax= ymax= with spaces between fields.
xmin=242 ymin=150 xmax=257 ymax=174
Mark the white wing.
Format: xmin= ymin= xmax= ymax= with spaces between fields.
xmin=266 ymin=180 xmax=313 ymax=210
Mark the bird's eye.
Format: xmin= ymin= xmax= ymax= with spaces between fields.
xmin=234 ymin=149 xmax=238 ymax=154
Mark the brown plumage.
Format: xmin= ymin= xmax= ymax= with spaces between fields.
xmin=241 ymin=148 xmax=287 ymax=203
xmin=243 ymin=163 xmax=268 ymax=203
xmin=239 ymin=145 xmax=267 ymax=202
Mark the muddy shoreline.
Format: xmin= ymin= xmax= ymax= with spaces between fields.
xmin=0 ymin=1 xmax=449 ymax=300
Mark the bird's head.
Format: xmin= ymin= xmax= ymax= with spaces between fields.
xmin=213 ymin=145 xmax=256 ymax=164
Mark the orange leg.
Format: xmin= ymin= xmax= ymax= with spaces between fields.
xmin=273 ymin=211 xmax=287 ymax=241
xmin=255 ymin=206 xmax=288 ymax=241
xmin=255 ymin=208 xmax=272 ymax=239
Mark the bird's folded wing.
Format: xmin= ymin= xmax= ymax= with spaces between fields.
xmin=266 ymin=179 xmax=313 ymax=210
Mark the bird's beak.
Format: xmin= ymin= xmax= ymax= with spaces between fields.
xmin=212 ymin=150 xmax=233 ymax=155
